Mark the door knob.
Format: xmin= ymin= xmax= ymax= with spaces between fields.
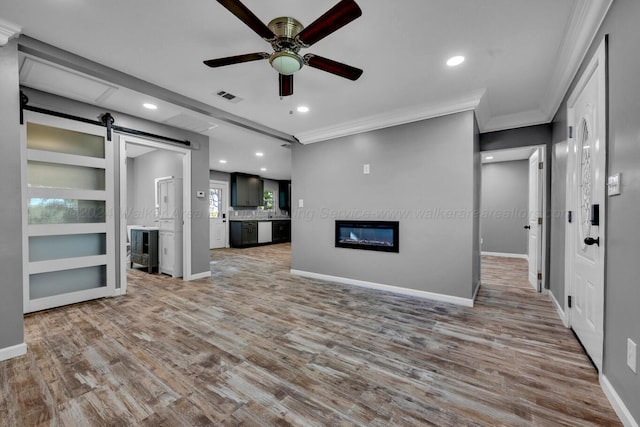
xmin=584 ymin=236 xmax=600 ymax=246
xmin=524 ymin=225 xmax=531 ymax=229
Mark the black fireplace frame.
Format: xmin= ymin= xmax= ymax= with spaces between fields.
xmin=335 ymin=220 xmax=400 ymax=253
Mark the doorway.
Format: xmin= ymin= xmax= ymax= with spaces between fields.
xmin=209 ymin=180 xmax=229 ymax=249
xmin=480 ymin=145 xmax=547 ymax=292
xmin=564 ymin=38 xmax=607 ymax=371
xmin=118 ymin=134 xmax=192 ymax=294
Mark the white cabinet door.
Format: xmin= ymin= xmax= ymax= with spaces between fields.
xmin=159 ymin=230 xmax=183 ymax=278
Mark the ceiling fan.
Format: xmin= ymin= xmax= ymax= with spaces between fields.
xmin=204 ymin=0 xmax=363 ymax=97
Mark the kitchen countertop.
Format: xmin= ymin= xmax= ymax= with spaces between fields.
xmin=229 ymin=218 xmax=291 ymax=222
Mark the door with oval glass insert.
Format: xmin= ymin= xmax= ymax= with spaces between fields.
xmin=565 ymin=39 xmax=606 ymax=370
xmin=22 ymin=112 xmax=115 ymax=313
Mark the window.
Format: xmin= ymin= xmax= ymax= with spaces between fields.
xmin=260 ymin=189 xmax=274 ymax=211
xmin=209 ymin=188 xmax=221 ymax=218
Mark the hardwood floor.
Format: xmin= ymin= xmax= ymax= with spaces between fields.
xmin=0 ymin=246 xmax=620 ymax=426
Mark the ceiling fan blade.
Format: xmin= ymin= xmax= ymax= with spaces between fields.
xmin=303 ymin=54 xmax=363 ymax=81
xmin=279 ymin=74 xmax=293 ymax=97
xmin=296 ymin=0 xmax=362 ymax=47
xmin=216 ymin=0 xmax=275 ymax=40
xmin=204 ymin=52 xmax=270 ymax=68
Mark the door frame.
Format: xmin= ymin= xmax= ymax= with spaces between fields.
xmin=209 ymin=179 xmax=230 ymax=249
xmin=479 ymin=145 xmax=548 ymax=292
xmin=563 ymin=37 xmax=607 ymax=366
xmin=118 ymin=134 xmax=192 ymax=295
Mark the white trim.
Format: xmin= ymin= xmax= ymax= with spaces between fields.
xmin=0 ymin=343 xmax=27 ymax=362
xmin=541 ymin=0 xmax=613 ymax=123
xmin=549 ymin=290 xmax=569 ymax=327
xmin=481 ymin=251 xmax=528 ymax=260
xmin=600 ymin=375 xmax=639 ymax=427
xmin=117 ymin=134 xmax=193 ymax=283
xmin=189 ymin=271 xmax=211 ymax=280
xmin=28 ymin=287 xmax=109 ymax=313
xmin=28 ymin=223 xmax=107 ymax=237
xmin=27 ymin=149 xmax=106 ymax=169
xmin=0 ymin=18 xmax=21 ymax=46
xmin=29 ymin=255 xmax=107 ymax=274
xmin=290 ymin=269 xmax=474 ymax=307
xmin=28 ymin=188 xmax=107 ymax=201
xmin=295 ymin=91 xmax=484 ymax=144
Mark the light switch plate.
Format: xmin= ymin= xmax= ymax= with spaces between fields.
xmin=363 ymin=164 xmax=370 ymax=174
xmin=628 ymin=338 xmax=637 ymax=373
xmin=298 ymin=199 xmax=304 ymax=208
xmin=608 ymin=173 xmax=621 ymax=196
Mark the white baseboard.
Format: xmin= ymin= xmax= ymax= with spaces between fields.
xmin=188 ymin=271 xmax=211 ymax=281
xmin=481 ymin=251 xmax=528 ymax=260
xmin=290 ymin=269 xmax=474 ymax=307
xmin=601 ymin=374 xmax=639 ymax=427
xmin=548 ymin=290 xmax=569 ymax=327
xmin=0 ymin=343 xmax=27 ymax=362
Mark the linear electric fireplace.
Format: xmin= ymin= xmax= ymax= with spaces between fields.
xmin=335 ymin=220 xmax=399 ymax=253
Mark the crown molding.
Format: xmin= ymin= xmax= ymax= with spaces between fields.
xmin=0 ymin=18 xmax=21 ymax=46
xmin=540 ymin=0 xmax=613 ymax=121
xmin=296 ymin=90 xmax=485 ymax=144
xmin=482 ymin=108 xmax=549 ymax=133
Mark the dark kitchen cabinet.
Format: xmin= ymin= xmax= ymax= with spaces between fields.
xmin=230 ymin=221 xmax=258 ymax=247
xmin=130 ymin=228 xmax=158 ymax=273
xmin=272 ymin=220 xmax=291 ymax=243
xmin=231 ymin=173 xmax=264 ymax=207
xmin=278 ymin=180 xmax=291 ymax=212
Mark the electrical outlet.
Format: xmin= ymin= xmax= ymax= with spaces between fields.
xmin=628 ymin=338 xmax=637 ymax=373
xmin=363 ymin=164 xmax=370 ymax=174
xmin=298 ymin=199 xmax=304 ymax=208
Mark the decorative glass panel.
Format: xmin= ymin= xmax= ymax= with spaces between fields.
xmin=209 ymin=188 xmax=221 ymax=218
xmin=579 ymin=117 xmax=592 ymax=246
xmin=30 ymin=265 xmax=107 ymax=299
xmin=27 ymin=122 xmax=105 ymax=158
xmin=29 ymin=234 xmax=107 ymax=262
xmin=28 ymin=161 xmax=105 ymax=190
xmin=28 ymin=199 xmax=106 ymax=224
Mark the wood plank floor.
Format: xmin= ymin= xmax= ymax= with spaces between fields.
xmin=0 ymin=245 xmax=621 ymax=426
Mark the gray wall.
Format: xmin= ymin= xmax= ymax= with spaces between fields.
xmin=481 ymin=160 xmax=528 ymax=255
xmin=128 ymin=150 xmax=183 ymax=227
xmin=0 ymin=40 xmax=25 ymax=352
xmin=22 ymin=88 xmax=211 ymax=277
xmin=551 ymin=0 xmax=640 ymax=420
xmin=291 ymin=111 xmax=479 ymax=299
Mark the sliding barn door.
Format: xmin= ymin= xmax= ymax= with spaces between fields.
xmin=22 ymin=112 xmax=115 ymax=313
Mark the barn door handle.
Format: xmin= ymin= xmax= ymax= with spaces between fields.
xmin=524 ymin=225 xmax=531 ymax=229
xmin=584 ymin=237 xmax=600 ymax=246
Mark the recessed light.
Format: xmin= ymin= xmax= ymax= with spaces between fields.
xmin=297 ymin=106 xmax=309 ymax=113
xmin=446 ymin=56 xmax=465 ymax=67
xmin=219 ymin=159 xmax=227 ymax=164
xmin=485 ymin=156 xmax=494 ymax=160
xmin=256 ymin=152 xmax=264 ymax=157
xmin=143 ymin=103 xmax=158 ymax=110
xmin=260 ymin=167 xmax=267 ymax=171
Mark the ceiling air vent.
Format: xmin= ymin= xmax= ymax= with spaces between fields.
xmin=216 ymin=90 xmax=242 ymax=103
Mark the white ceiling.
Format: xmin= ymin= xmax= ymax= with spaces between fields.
xmin=1 ymin=0 xmax=611 ymax=179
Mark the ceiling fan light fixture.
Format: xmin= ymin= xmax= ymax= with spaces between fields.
xmin=270 ymin=51 xmax=303 ymax=75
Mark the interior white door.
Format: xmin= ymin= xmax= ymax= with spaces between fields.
xmin=566 ymin=40 xmax=606 ymax=370
xmin=209 ymin=181 xmax=228 ymax=249
xmin=527 ymin=149 xmax=541 ymax=289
